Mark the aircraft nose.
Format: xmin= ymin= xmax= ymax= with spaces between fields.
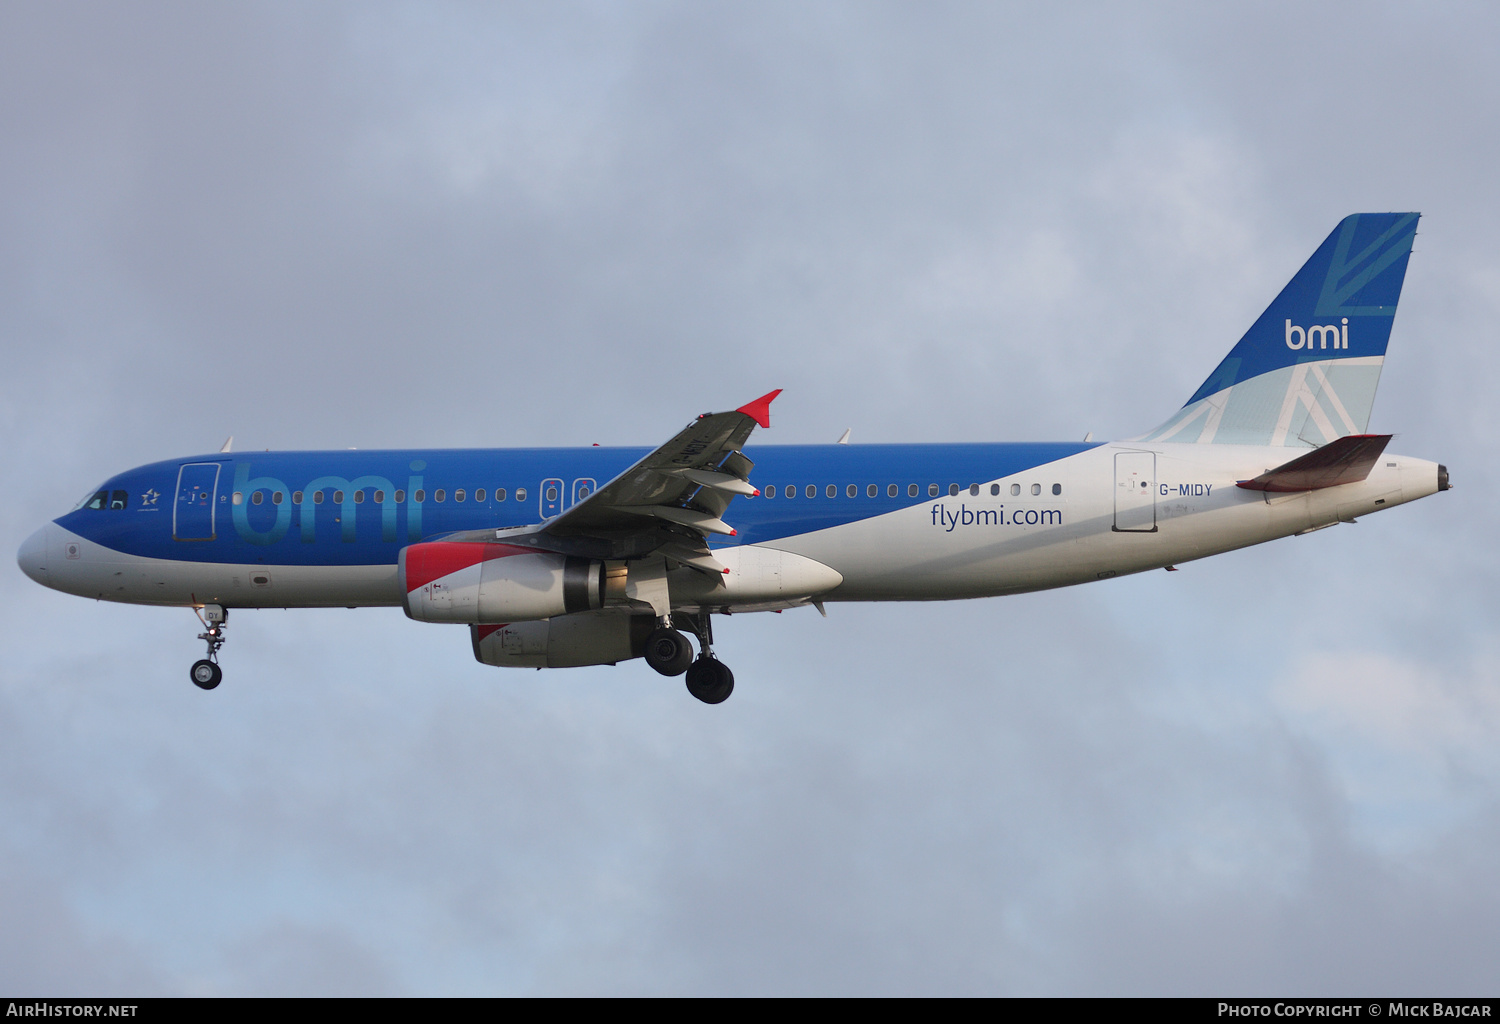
xmin=17 ymin=525 xmax=51 ymax=584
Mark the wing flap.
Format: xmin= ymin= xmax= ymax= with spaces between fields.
xmin=617 ymin=505 xmax=737 ymax=536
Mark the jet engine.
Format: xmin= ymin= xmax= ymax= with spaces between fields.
xmin=400 ymin=541 xmax=605 ymax=623
xmin=471 ymin=609 xmax=657 ymax=668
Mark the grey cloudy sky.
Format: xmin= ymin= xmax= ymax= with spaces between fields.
xmin=2 ymin=0 xmax=1497 ymax=995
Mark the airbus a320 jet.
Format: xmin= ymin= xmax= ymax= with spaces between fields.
xmin=18 ymin=213 xmax=1448 ymax=703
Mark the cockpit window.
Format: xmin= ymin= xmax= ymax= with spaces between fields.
xmin=84 ymin=491 xmax=108 ymax=511
xmin=110 ymin=490 xmax=128 ymax=510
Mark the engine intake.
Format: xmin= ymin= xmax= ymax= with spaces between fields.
xmin=400 ymin=541 xmax=603 ymax=623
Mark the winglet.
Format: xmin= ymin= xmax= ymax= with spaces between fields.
xmin=736 ymin=389 xmax=783 ymax=429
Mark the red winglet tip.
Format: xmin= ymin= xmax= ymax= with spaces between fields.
xmin=722 ymin=568 xmax=731 ymax=575
xmin=752 ymin=488 xmax=761 ymax=496
xmin=736 ymin=388 xmax=783 ymax=429
xmin=729 ymin=529 xmax=738 ymax=537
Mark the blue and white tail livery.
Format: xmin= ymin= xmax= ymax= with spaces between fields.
xmin=1143 ymin=212 xmax=1418 ymax=447
xmin=18 ymin=214 xmax=1449 ymax=703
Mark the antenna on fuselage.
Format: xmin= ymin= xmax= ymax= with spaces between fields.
xmin=837 ymin=429 xmax=851 ymax=445
xmin=219 ymin=436 xmax=234 ymax=453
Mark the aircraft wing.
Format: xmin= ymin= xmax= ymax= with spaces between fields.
xmin=1236 ymin=433 xmax=1393 ymax=492
xmin=485 ymin=390 xmax=780 ymax=571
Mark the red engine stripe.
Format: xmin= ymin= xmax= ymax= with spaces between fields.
xmin=403 ymin=541 xmax=533 ymax=593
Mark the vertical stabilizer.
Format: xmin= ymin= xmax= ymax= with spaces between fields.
xmin=1142 ymin=213 xmax=1418 ymax=447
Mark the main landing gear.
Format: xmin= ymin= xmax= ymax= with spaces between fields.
xmin=643 ymin=620 xmax=694 ymax=677
xmin=643 ymin=613 xmax=735 ymax=704
xmin=189 ymin=604 xmax=227 ymax=690
xmin=682 ymin=613 xmax=734 ymax=705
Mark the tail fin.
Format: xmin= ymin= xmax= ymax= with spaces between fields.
xmin=1142 ymin=212 xmax=1418 ymax=447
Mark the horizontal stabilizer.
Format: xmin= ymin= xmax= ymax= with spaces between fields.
xmin=1236 ymin=434 xmax=1392 ymax=493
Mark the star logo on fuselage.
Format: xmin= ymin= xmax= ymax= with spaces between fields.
xmin=141 ymin=488 xmax=160 ymax=506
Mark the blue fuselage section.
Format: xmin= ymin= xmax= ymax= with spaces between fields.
xmin=63 ymin=442 xmax=1098 ymax=566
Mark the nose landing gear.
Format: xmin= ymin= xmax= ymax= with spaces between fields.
xmin=189 ymin=604 xmax=227 ymax=690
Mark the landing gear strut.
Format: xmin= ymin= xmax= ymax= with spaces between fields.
xmin=190 ymin=605 xmax=227 ymax=690
xmin=682 ymin=613 xmax=734 ymax=705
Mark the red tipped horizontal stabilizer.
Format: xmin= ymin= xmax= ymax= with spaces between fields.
xmin=736 ymin=389 xmax=783 ymax=429
xmin=1236 ymin=434 xmax=1393 ymax=493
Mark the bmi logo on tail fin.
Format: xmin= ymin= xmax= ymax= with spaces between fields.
xmin=1143 ymin=212 xmax=1419 ymax=447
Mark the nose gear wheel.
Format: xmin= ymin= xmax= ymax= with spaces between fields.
xmin=189 ymin=605 xmax=228 ymax=691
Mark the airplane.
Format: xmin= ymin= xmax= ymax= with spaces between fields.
xmin=17 ymin=212 xmax=1449 ymax=704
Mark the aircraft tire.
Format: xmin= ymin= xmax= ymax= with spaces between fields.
xmin=190 ymin=659 xmax=222 ymax=690
xmin=644 ymin=628 xmax=693 ymax=676
xmin=686 ymin=657 xmax=734 ymax=704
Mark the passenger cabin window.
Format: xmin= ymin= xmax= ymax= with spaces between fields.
xmin=333 ymin=490 xmax=344 ymax=504
xmin=1011 ymin=483 xmax=1021 ymax=496
xmin=251 ymin=491 xmax=263 ymax=505
xmin=969 ymin=484 xmax=979 ymax=496
xmin=232 ymin=492 xmax=244 ymax=505
xmin=826 ymin=485 xmax=837 ymax=498
xmin=293 ymin=491 xmax=304 ymax=505
xmin=394 ymin=490 xmax=405 ymax=503
xmin=991 ymin=484 xmax=1000 ymax=496
xmin=1052 ymin=483 xmax=1062 ymax=495
xmin=806 ymin=485 xmax=816 ymax=498
xmin=765 ymin=485 xmax=776 ymax=497
xmin=928 ymin=484 xmax=939 ymax=497
xmin=374 ymin=490 xmax=386 ymax=503
xmin=474 ymin=488 xmax=485 ymax=502
xmin=414 ymin=489 xmax=426 ymax=503
xmin=546 ymin=486 xmax=558 ymax=502
xmin=495 ymin=488 xmax=506 ymax=501
xmin=949 ymin=484 xmax=960 ymax=496
xmin=272 ymin=491 xmax=283 ymax=505
xmin=110 ymin=490 xmax=128 ymax=510
xmin=888 ymin=484 xmax=898 ymax=497
xmin=433 ymin=489 xmax=445 ymax=503
xmin=909 ymin=484 xmax=918 ymax=497
xmin=515 ymin=488 xmax=527 ymax=502
xmin=313 ymin=490 xmax=324 ymax=504
xmin=455 ymin=489 xmax=465 ymax=502
xmin=846 ymin=484 xmax=857 ymax=498
xmin=1031 ymin=483 xmax=1041 ymax=495
xmin=353 ymin=490 xmax=364 ymax=503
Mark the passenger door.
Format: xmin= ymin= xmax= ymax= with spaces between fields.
xmin=1113 ymin=451 xmax=1157 ymax=533
xmin=173 ymin=463 xmax=220 ymax=541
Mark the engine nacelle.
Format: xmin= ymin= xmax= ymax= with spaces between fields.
xmin=471 ymin=609 xmax=656 ymax=668
xmin=400 ymin=541 xmax=604 ymax=623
